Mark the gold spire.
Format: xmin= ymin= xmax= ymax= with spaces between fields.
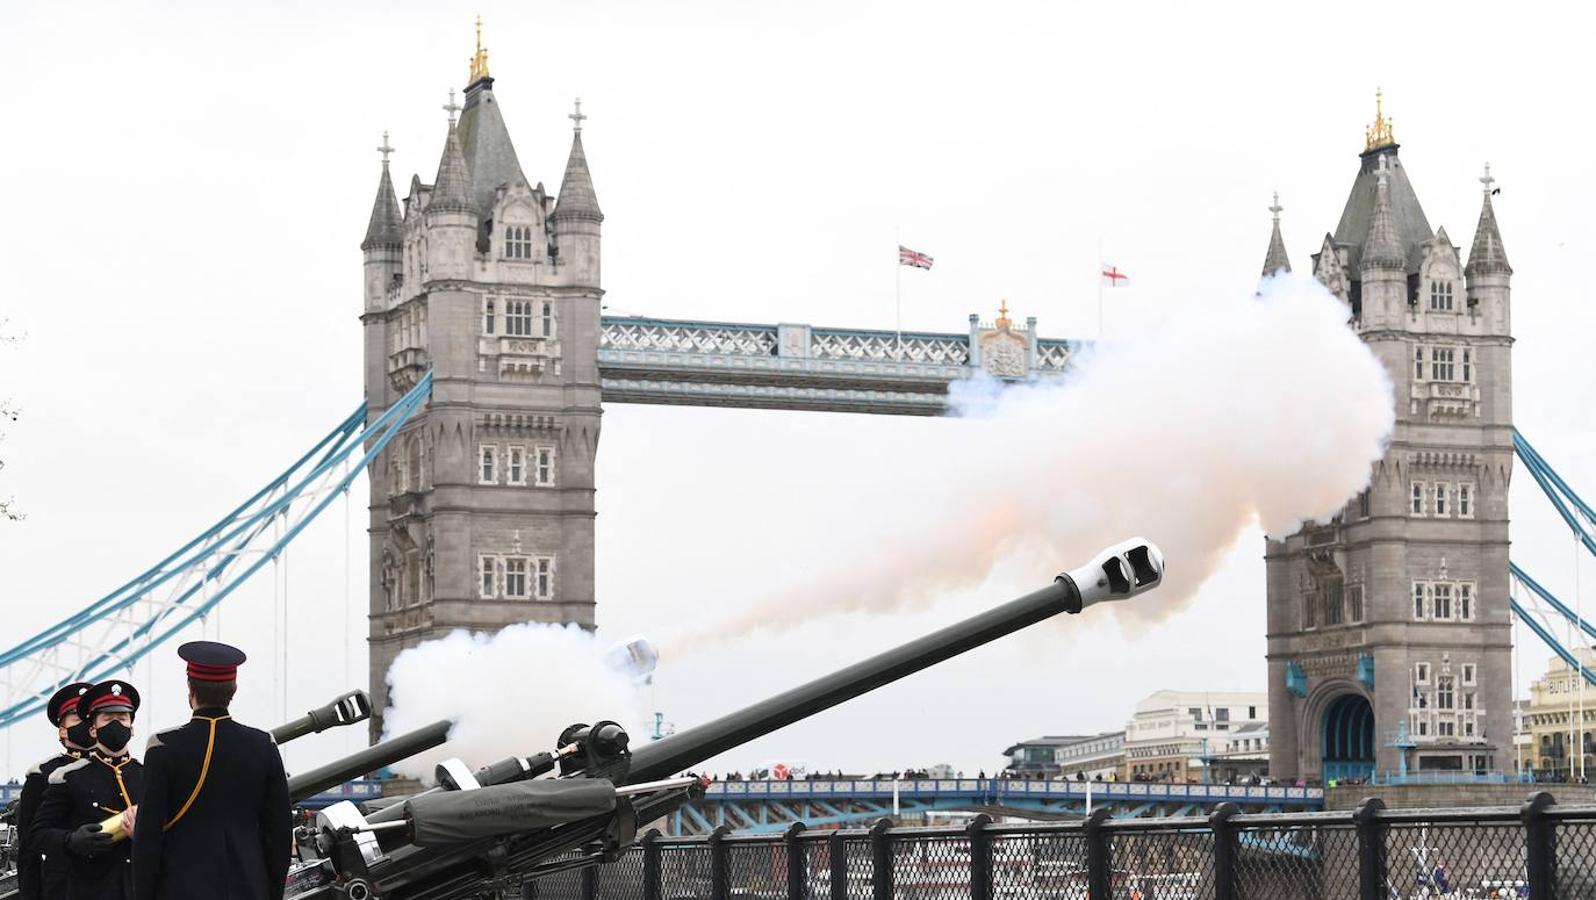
xmin=1364 ymin=87 xmax=1395 ymax=152
xmin=995 ymin=300 xmax=1012 ymax=330
xmin=468 ymin=15 xmax=491 ymax=85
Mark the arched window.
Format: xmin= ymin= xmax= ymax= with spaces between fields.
xmin=1429 ymin=281 xmax=1455 ymax=312
xmin=505 ymin=224 xmax=535 ymax=259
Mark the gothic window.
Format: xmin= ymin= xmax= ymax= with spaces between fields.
xmin=1435 ymin=482 xmax=1450 ymax=517
xmin=483 ymin=299 xmax=496 ymax=335
xmin=1459 ymin=583 xmax=1474 ymax=621
xmin=1412 ymin=482 xmax=1428 ymax=516
xmin=479 ymin=444 xmax=498 ymax=484
xmin=535 ymin=557 xmax=554 ymax=600
xmin=1459 ymin=483 xmax=1474 ymax=518
xmin=1302 ymin=591 xmax=1317 ymax=629
xmin=1437 ymin=676 xmax=1455 ymax=710
xmin=1434 ymin=583 xmax=1453 ymax=619
xmin=505 ymin=225 xmax=535 ymax=259
xmin=1413 ymin=582 xmax=1428 ymax=619
xmin=1462 ymin=349 xmax=1472 ymax=382
xmin=1358 ymin=489 xmax=1371 ymax=519
xmin=1322 ymin=584 xmax=1344 ymax=626
xmin=478 ymin=555 xmax=498 ymax=599
xmin=1463 ymin=663 xmax=1477 ymax=686
xmin=403 ymin=551 xmax=421 ymax=607
xmin=1431 ymin=348 xmax=1456 ymax=381
xmin=504 ymin=557 xmax=530 ymax=599
xmin=534 ymin=446 xmax=556 ymax=487
xmin=1416 ymin=662 xmax=1431 ymax=685
xmin=507 ymin=446 xmax=526 ymax=485
xmin=1347 ymin=584 xmax=1365 ymax=623
xmin=541 ymin=301 xmax=555 ymax=337
xmin=1414 ymin=345 xmax=1425 ymax=380
xmin=1437 ymin=718 xmax=1456 ymax=737
xmin=1463 ymin=714 xmax=1477 ymax=738
xmin=505 ymin=300 xmax=535 ymax=337
xmin=1430 ymin=281 xmax=1455 ymax=312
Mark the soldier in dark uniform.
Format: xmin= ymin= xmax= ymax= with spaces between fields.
xmin=30 ymin=679 xmax=145 ymax=900
xmin=131 ymin=641 xmax=290 ymax=900
xmin=14 ymin=681 xmax=93 ymax=900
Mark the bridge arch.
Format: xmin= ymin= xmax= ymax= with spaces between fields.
xmin=1320 ymin=692 xmax=1375 ymax=783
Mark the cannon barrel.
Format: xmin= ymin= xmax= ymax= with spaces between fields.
xmin=627 ymin=538 xmax=1164 ymax=783
xmin=287 ymin=719 xmax=451 ymax=804
xmin=271 ymin=690 xmax=374 ymax=745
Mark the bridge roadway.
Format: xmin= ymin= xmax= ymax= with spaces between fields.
xmin=670 ymin=778 xmax=1325 ymax=835
xmin=2 ymin=778 xmax=1320 ymax=836
xmin=597 ymin=315 xmax=1075 ymax=415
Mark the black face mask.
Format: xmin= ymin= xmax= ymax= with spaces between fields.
xmin=95 ymin=720 xmax=132 ymax=754
xmin=65 ymin=719 xmax=94 ymax=750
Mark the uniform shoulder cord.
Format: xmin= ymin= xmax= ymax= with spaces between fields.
xmin=94 ymin=752 xmax=135 ymax=809
xmin=164 ymin=715 xmax=231 ymax=831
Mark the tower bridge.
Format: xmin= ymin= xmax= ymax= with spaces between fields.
xmin=14 ymin=33 xmax=1596 ymax=833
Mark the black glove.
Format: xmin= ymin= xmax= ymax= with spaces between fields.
xmin=66 ymin=822 xmax=114 ymax=858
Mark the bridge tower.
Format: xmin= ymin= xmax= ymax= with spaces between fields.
xmin=359 ymin=27 xmax=603 ymax=736
xmin=1264 ymin=93 xmax=1514 ymax=781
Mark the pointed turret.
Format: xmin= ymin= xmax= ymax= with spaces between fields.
xmin=552 ymin=99 xmax=603 ymax=288
xmin=552 ymin=105 xmax=603 ymax=224
xmin=1360 ymin=157 xmax=1406 ymax=272
xmin=427 ymin=117 xmax=476 ymax=216
xmin=362 ymin=133 xmax=404 ymax=251
xmin=1465 ymin=164 xmax=1511 ymax=277
xmin=1465 ymin=163 xmax=1512 ymax=335
xmin=1261 ymin=192 xmax=1291 ymax=276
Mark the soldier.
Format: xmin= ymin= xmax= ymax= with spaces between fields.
xmin=14 ymin=681 xmax=93 ymax=900
xmin=131 ymin=641 xmax=290 ymax=900
xmin=30 ymin=679 xmax=145 ymax=900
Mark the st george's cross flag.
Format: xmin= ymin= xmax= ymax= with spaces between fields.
xmin=899 ymin=246 xmax=934 ymax=270
xmin=1101 ymin=264 xmax=1129 ymax=286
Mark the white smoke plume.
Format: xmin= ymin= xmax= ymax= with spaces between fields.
xmin=382 ymin=623 xmax=647 ymax=782
xmin=662 ymin=272 xmax=1395 ymax=650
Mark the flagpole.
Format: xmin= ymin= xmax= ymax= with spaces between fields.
xmin=1097 ymin=236 xmax=1104 ymax=339
xmin=895 ymin=226 xmax=903 ymax=360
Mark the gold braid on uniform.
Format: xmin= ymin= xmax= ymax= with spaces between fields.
xmin=164 ymin=715 xmax=231 ymax=830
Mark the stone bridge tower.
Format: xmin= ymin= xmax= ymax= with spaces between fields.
xmin=359 ymin=27 xmax=603 ymax=736
xmin=1264 ymin=94 xmax=1514 ymax=781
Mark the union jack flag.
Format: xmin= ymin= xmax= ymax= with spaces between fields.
xmin=898 ymin=246 xmax=934 ymax=270
xmin=1101 ymin=264 xmax=1129 ymax=286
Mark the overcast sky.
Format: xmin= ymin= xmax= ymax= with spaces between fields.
xmin=3 ymin=1 xmax=1595 ymax=776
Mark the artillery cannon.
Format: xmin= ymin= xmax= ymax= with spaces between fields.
xmin=284 ymin=538 xmax=1166 ymax=900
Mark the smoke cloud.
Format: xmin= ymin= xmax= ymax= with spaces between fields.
xmin=380 ymin=273 xmax=1392 ymax=776
xmin=382 ymin=623 xmax=647 ymax=781
xmin=663 ymin=272 xmax=1394 ymax=649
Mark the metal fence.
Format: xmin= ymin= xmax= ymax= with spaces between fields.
xmin=524 ymin=793 xmax=1596 ymax=900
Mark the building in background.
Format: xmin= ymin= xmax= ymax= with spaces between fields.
xmin=1520 ymin=648 xmax=1596 ymax=781
xmin=1264 ymin=93 xmax=1514 ymax=782
xmin=1002 ymin=734 xmax=1118 ymax=780
xmin=1122 ymin=690 xmax=1268 ymax=782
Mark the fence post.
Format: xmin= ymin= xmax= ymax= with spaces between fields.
xmin=1084 ymin=806 xmax=1113 ymax=900
xmin=1353 ymin=797 xmax=1387 ymax=900
xmin=1209 ymin=802 xmax=1240 ymax=900
xmin=641 ymin=829 xmax=661 ymax=900
xmin=829 ymin=830 xmax=848 ymax=900
xmin=784 ymin=822 xmax=807 ymax=900
xmin=709 ymin=824 xmax=731 ymax=900
xmin=1522 ymin=791 xmax=1557 ymax=900
xmin=580 ymin=864 xmax=597 ymax=900
xmin=870 ymin=818 xmax=894 ymax=900
xmin=967 ymin=813 xmax=994 ymax=900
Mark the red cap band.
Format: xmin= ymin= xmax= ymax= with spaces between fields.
xmin=186 ymin=662 xmax=238 ymax=682
xmin=88 ymin=694 xmax=132 ymax=712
